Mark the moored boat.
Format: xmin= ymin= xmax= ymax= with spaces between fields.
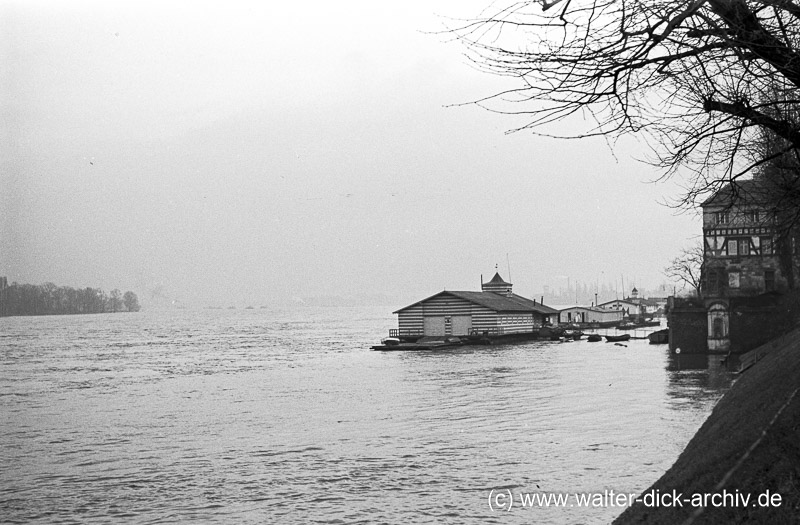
xmin=539 ymin=326 xmax=565 ymax=340
xmin=618 ymin=320 xmax=662 ymax=330
xmin=587 ymin=334 xmax=602 ymax=342
xmin=605 ymin=334 xmax=631 ymax=342
xmin=648 ymin=329 xmax=669 ymax=344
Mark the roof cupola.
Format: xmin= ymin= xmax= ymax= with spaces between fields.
xmin=482 ymin=272 xmax=513 ymax=296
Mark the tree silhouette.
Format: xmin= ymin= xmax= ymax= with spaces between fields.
xmin=451 ymin=0 xmax=800 ymax=212
xmin=0 ymin=282 xmax=142 ymax=316
xmin=664 ymin=243 xmax=705 ymax=297
xmin=123 ymin=291 xmax=141 ymax=312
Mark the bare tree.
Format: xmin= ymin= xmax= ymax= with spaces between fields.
xmin=664 ymin=243 xmax=705 ymax=297
xmin=450 ymin=0 xmax=800 ymax=210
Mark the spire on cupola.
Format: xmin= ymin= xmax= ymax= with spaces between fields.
xmin=482 ymin=272 xmax=513 ymax=296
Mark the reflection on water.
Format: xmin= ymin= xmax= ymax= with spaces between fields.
xmin=1 ymin=308 xmax=734 ymax=524
xmin=665 ymin=353 xmax=736 ymax=411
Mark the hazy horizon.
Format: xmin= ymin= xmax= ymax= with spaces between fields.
xmin=2 ymin=0 xmax=703 ymax=310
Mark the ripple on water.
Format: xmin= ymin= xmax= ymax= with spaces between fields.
xmin=0 ymin=308 xmax=733 ymax=524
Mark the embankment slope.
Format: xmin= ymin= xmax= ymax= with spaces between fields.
xmin=615 ymin=327 xmax=800 ymax=524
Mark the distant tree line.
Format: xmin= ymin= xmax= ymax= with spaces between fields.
xmin=0 ymin=281 xmax=140 ymax=317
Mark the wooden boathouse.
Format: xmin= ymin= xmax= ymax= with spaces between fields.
xmin=390 ymin=273 xmax=559 ymax=339
xmin=597 ymin=298 xmax=642 ymax=319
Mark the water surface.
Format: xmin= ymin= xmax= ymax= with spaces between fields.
xmin=1 ymin=307 xmax=733 ymax=524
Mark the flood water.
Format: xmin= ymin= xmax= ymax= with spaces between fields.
xmin=1 ymin=307 xmax=734 ymax=524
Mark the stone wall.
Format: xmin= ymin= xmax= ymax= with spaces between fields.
xmin=667 ymin=292 xmax=800 ymax=355
xmin=730 ymin=292 xmax=800 ymax=353
xmin=729 ymin=305 xmax=779 ymax=353
xmin=722 ymin=253 xmax=789 ymax=296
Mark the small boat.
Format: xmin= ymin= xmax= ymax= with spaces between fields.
xmin=648 ymin=329 xmax=669 ymax=344
xmin=587 ymin=334 xmax=602 ymax=342
xmin=605 ymin=334 xmax=631 ymax=343
xmin=639 ymin=320 xmax=663 ymax=328
xmin=618 ymin=320 xmax=662 ymax=330
xmin=539 ymin=326 xmax=565 ymax=340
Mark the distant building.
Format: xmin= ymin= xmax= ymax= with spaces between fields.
xmin=630 ymin=297 xmax=659 ymax=315
xmin=598 ymin=298 xmax=641 ymax=318
xmin=631 ymin=288 xmax=664 ymax=315
xmin=558 ymin=306 xmax=623 ymax=325
xmin=392 ymin=273 xmax=559 ymax=338
xmin=596 ymin=288 xmax=666 ymax=317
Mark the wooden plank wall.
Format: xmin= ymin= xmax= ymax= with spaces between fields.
xmin=396 ymin=294 xmax=552 ymax=336
xmin=397 ymin=304 xmax=424 ymax=336
xmin=397 ymin=294 xmax=500 ymax=335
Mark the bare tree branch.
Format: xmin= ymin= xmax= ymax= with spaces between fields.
xmin=447 ymin=0 xmax=800 ymax=222
xmin=664 ymin=242 xmax=705 ymax=297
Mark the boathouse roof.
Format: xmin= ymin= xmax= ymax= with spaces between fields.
xmin=597 ymin=298 xmax=639 ymax=308
xmin=393 ymin=290 xmax=559 ymax=315
xmin=557 ymin=305 xmax=612 ymax=313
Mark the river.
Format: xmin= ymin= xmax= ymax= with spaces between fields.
xmin=0 ymin=306 xmax=733 ymax=524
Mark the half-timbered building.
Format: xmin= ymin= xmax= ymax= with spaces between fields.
xmin=668 ymin=178 xmax=799 ymax=354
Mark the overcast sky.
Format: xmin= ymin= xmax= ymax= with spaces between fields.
xmin=1 ymin=0 xmax=702 ymax=307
